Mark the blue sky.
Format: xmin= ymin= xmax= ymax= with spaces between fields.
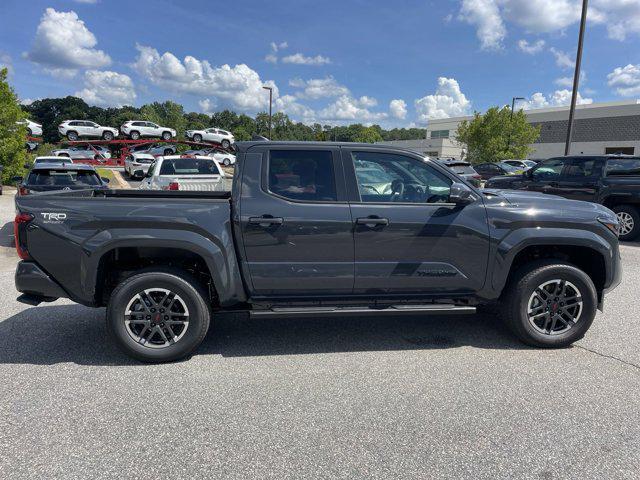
xmin=1 ymin=0 xmax=640 ymax=127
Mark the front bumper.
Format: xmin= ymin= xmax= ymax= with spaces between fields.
xmin=15 ymin=261 xmax=68 ymax=302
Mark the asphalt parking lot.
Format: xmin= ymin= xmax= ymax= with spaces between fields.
xmin=0 ymin=190 xmax=638 ymax=479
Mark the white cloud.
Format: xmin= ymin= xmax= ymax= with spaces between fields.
xmin=281 ymin=53 xmax=332 ymax=66
xmin=607 ymin=64 xmax=640 ymax=97
xmin=199 ymin=98 xmax=217 ymax=114
xmin=459 ymin=1 xmax=640 ymax=47
xmin=554 ymin=71 xmax=586 ymax=88
xmin=389 ymin=99 xmax=408 ymax=120
xmin=132 ymin=44 xmax=278 ymax=112
xmin=0 ymin=52 xmax=13 ymax=75
xmin=276 ymin=95 xmax=317 ymax=122
xmin=517 ymin=39 xmax=545 ymax=54
xmin=459 ymin=0 xmax=506 ymax=50
xmin=318 ymin=95 xmax=387 ymax=122
xmin=549 ymin=47 xmax=575 ymax=70
xmin=265 ymin=41 xmax=288 ymax=63
xmin=25 ymin=8 xmax=111 ymax=76
xmin=289 ymin=76 xmax=350 ymax=99
xmin=414 ymin=77 xmax=471 ymax=122
xmin=522 ymin=89 xmax=593 ymax=110
xmin=74 ymin=70 xmax=136 ymax=107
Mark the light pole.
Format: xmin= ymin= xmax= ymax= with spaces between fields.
xmin=507 ymin=96 xmax=525 ymax=150
xmin=565 ymin=0 xmax=589 ymax=156
xmin=262 ymin=85 xmax=273 ymax=139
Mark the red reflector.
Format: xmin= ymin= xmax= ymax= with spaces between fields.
xmin=14 ymin=213 xmax=34 ymax=260
xmin=168 ymin=182 xmax=179 ymax=191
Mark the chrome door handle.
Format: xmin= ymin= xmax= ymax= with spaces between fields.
xmin=249 ymin=216 xmax=284 ymax=227
xmin=356 ymin=217 xmax=389 ymax=227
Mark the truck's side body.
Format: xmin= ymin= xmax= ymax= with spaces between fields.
xmin=15 ymin=142 xmax=621 ymax=312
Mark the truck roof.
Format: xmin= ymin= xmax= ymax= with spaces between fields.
xmin=235 ymin=140 xmax=425 ymax=156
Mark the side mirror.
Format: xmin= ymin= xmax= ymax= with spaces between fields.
xmin=12 ymin=176 xmax=23 ymax=184
xmin=24 ymin=163 xmax=31 ymax=169
xmin=101 ymin=177 xmax=110 ymax=184
xmin=449 ymin=182 xmax=475 ymax=205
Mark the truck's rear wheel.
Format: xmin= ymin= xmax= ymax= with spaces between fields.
xmin=612 ymin=205 xmax=640 ymax=241
xmin=107 ymin=270 xmax=211 ymax=362
xmin=502 ymin=261 xmax=597 ymax=348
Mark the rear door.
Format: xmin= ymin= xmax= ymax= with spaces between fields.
xmin=550 ymin=157 xmax=604 ymax=201
xmin=343 ymin=148 xmax=490 ymax=294
xmin=239 ymin=146 xmax=354 ymax=296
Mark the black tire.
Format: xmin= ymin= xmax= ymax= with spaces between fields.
xmin=221 ymin=139 xmax=231 ymax=149
xmin=162 ymin=131 xmax=172 ymax=141
xmin=27 ymin=128 xmax=32 ymax=137
xmin=129 ymin=131 xmax=140 ymax=140
xmin=222 ymin=158 xmax=231 ymax=166
xmin=102 ymin=131 xmax=114 ymax=141
xmin=67 ymin=131 xmax=79 ymax=141
xmin=106 ymin=269 xmax=211 ymax=362
xmin=501 ymin=260 xmax=597 ymax=348
xmin=163 ymin=148 xmax=173 ymax=156
xmin=612 ymin=204 xmax=640 ymax=241
xmin=193 ymin=134 xmax=202 ymax=143
xmin=59 ymin=153 xmax=70 ymax=158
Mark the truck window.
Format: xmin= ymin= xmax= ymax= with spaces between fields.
xmin=159 ymin=158 xmax=221 ymax=176
xmin=267 ymin=150 xmax=337 ymax=202
xmin=531 ymin=158 xmax=567 ymax=180
xmin=27 ymin=170 xmax=101 ymax=186
xmin=351 ymin=151 xmax=451 ymax=204
xmin=605 ymin=158 xmax=640 ymax=176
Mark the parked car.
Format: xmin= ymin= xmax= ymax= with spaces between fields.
xmin=182 ymin=148 xmax=237 ymax=166
xmin=14 ymin=142 xmax=621 ymax=362
xmin=58 ymin=120 xmax=119 ymax=141
xmin=485 ymin=154 xmax=640 ymax=240
xmin=136 ymin=155 xmax=226 ymax=191
xmin=51 ymin=144 xmax=112 ymax=160
xmin=503 ymin=159 xmax=537 ymax=170
xmin=474 ymin=162 xmax=521 ymax=180
xmin=121 ymin=121 xmax=177 ymax=141
xmin=185 ymin=127 xmax=234 ymax=149
xmin=27 ymin=156 xmax=68 ymax=168
xmin=124 ymin=153 xmax=156 ymax=178
xmin=436 ymin=159 xmax=482 ymax=187
xmin=17 ymin=119 xmax=42 ymax=137
xmin=13 ymin=163 xmax=109 ymax=196
xmin=130 ymin=143 xmax=177 ymax=156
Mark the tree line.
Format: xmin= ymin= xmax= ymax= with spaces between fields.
xmin=22 ymin=96 xmax=427 ymax=145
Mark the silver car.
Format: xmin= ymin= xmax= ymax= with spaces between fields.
xmin=52 ymin=145 xmax=112 ymax=160
xmin=182 ymin=148 xmax=236 ymax=166
xmin=130 ymin=143 xmax=177 ymax=156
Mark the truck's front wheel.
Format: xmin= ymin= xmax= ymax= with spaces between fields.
xmin=107 ymin=270 xmax=211 ymax=362
xmin=502 ymin=261 xmax=597 ymax=348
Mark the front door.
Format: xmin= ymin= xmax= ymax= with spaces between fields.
xmin=239 ymin=147 xmax=354 ymax=296
xmin=343 ymin=149 xmax=490 ymax=295
xmin=550 ymin=157 xmax=604 ymax=202
xmin=526 ymin=157 xmax=570 ymax=194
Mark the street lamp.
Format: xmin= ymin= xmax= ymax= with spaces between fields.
xmin=262 ymin=85 xmax=273 ymax=139
xmin=507 ymin=97 xmax=526 ymax=149
xmin=565 ymin=0 xmax=589 ymax=156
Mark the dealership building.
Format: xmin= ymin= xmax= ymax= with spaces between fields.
xmin=379 ymin=100 xmax=640 ymax=159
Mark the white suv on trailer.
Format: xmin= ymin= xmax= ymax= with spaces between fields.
xmin=185 ymin=127 xmax=234 ymax=149
xmin=17 ymin=119 xmax=43 ymax=137
xmin=121 ymin=121 xmax=177 ymax=141
xmin=58 ymin=120 xmax=119 ymax=141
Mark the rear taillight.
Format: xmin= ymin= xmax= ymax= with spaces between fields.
xmin=473 ymin=174 xmax=481 ymax=179
xmin=18 ymin=186 xmax=29 ymax=196
xmin=14 ymin=213 xmax=34 ymax=260
xmin=168 ymin=182 xmax=180 ymax=191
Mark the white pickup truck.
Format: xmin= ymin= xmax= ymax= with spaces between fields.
xmin=135 ymin=155 xmax=227 ymax=191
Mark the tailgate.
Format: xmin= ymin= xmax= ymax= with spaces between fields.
xmin=171 ymin=176 xmax=225 ymax=191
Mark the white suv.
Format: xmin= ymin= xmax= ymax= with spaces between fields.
xmin=185 ymin=127 xmax=234 ymax=149
xmin=121 ymin=121 xmax=177 ymax=141
xmin=17 ymin=119 xmax=43 ymax=137
xmin=58 ymin=120 xmax=119 ymax=141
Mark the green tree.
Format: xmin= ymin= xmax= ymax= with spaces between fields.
xmin=352 ymin=125 xmax=384 ymax=143
xmin=456 ymin=106 xmax=540 ymax=164
xmin=0 ymin=68 xmax=28 ymax=182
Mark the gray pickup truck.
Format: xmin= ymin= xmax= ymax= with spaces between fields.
xmin=14 ymin=142 xmax=622 ymax=362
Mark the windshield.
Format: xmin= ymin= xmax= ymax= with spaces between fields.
xmin=499 ymin=163 xmax=520 ymax=173
xmin=27 ymin=169 xmax=101 ymax=186
xmin=159 ymin=158 xmax=221 ymax=176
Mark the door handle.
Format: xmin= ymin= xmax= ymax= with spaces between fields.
xmin=356 ymin=216 xmax=389 ymax=227
xmin=249 ymin=216 xmax=284 ymax=227
xmin=547 ymin=182 xmax=559 ymax=187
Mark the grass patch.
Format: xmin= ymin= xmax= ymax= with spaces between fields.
xmin=95 ymin=168 xmax=115 ymax=181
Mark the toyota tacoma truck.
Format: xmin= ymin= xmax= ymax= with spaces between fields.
xmin=13 ymin=142 xmax=622 ymax=362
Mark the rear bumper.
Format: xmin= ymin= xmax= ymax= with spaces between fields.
xmin=15 ymin=261 xmax=68 ymax=301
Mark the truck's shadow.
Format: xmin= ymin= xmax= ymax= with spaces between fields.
xmin=0 ymin=304 xmax=530 ymax=366
xmin=0 ymin=221 xmax=14 ymax=247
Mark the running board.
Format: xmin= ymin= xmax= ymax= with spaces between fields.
xmin=250 ymin=304 xmax=476 ymax=318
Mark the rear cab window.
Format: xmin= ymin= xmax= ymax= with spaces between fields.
xmin=158 ymin=158 xmax=222 ymax=176
xmin=27 ymin=169 xmax=101 ymax=186
xmin=266 ymin=150 xmax=337 ymax=202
